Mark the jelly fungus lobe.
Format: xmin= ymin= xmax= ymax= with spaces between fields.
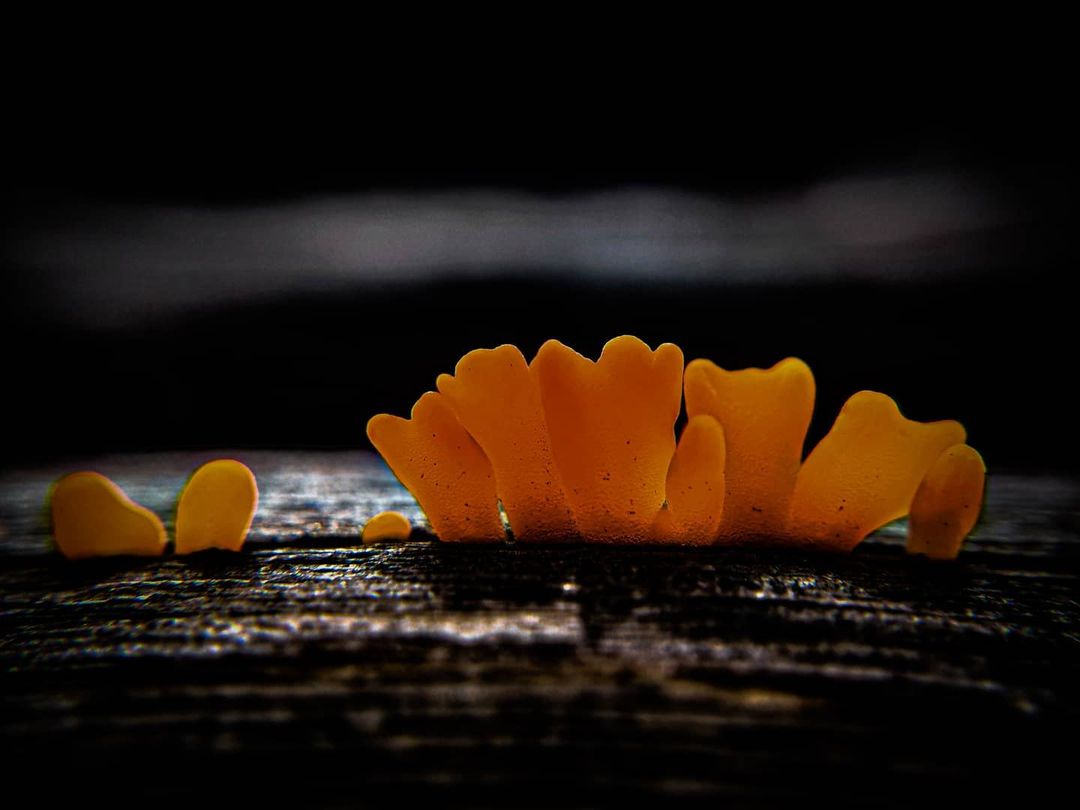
xmin=50 ymin=472 xmax=167 ymax=559
xmin=175 ymin=459 xmax=259 ymax=554
xmin=362 ymin=511 xmax=414 ymax=543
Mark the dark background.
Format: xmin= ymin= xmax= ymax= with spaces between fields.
xmin=3 ymin=108 xmax=1074 ymax=473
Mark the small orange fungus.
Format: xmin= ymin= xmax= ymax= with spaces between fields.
xmin=651 ymin=414 xmax=726 ymax=544
xmin=367 ymin=392 xmax=504 ymax=542
xmin=368 ymin=337 xmax=984 ymax=556
xmin=532 ymin=337 xmax=684 ymax=542
xmin=50 ymin=472 xmax=167 ymax=559
xmin=685 ymin=357 xmax=813 ymax=541
xmin=362 ymin=511 xmax=413 ymax=543
xmin=907 ymin=444 xmax=986 ymax=560
xmin=437 ymin=345 xmax=577 ymax=542
xmin=788 ymin=392 xmax=966 ymax=549
xmin=175 ymin=459 xmax=259 ymax=553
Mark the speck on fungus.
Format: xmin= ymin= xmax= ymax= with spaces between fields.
xmin=366 ymin=336 xmax=985 ymax=557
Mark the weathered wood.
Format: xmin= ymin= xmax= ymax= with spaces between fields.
xmin=1 ymin=452 xmax=1077 ymax=807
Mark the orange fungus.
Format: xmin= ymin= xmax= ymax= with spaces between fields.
xmin=651 ymin=414 xmax=727 ymax=545
xmin=907 ymin=444 xmax=986 ymax=560
xmin=362 ymin=511 xmax=413 ymax=543
xmin=367 ymin=392 xmax=504 ymax=542
xmin=787 ymin=391 xmax=966 ymax=550
xmin=437 ymin=345 xmax=577 ymax=542
xmin=50 ymin=472 xmax=167 ymax=559
xmin=685 ymin=357 xmax=814 ymax=541
xmin=367 ymin=337 xmax=983 ymax=556
xmin=175 ymin=459 xmax=259 ymax=554
xmin=532 ymin=336 xmax=684 ymax=542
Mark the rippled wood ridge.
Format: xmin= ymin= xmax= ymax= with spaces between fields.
xmin=1 ymin=452 xmax=1078 ymax=807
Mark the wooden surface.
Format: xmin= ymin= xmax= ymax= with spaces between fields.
xmin=1 ymin=451 xmax=1078 ymax=807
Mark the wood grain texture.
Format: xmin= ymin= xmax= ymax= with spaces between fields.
xmin=1 ymin=452 xmax=1078 ymax=807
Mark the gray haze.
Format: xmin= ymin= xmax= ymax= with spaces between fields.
xmin=8 ymin=171 xmax=1017 ymax=327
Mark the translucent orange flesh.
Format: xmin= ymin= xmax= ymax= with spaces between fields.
xmin=362 ymin=511 xmax=413 ymax=543
xmin=367 ymin=392 xmax=504 ymax=542
xmin=437 ymin=345 xmax=578 ymax=542
xmin=531 ymin=336 xmax=684 ymax=542
xmin=367 ymin=338 xmax=981 ymax=553
xmin=175 ymin=459 xmax=259 ymax=554
xmin=685 ymin=357 xmax=814 ymax=541
xmin=651 ymin=415 xmax=726 ymax=544
xmin=907 ymin=444 xmax=985 ymax=560
xmin=787 ymin=391 xmax=967 ymax=550
xmin=50 ymin=472 xmax=167 ymax=559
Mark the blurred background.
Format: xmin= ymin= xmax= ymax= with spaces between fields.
xmin=2 ymin=117 xmax=1073 ymax=473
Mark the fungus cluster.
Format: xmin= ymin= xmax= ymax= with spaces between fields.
xmin=368 ymin=337 xmax=984 ymax=558
xmin=50 ymin=459 xmax=258 ymax=559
